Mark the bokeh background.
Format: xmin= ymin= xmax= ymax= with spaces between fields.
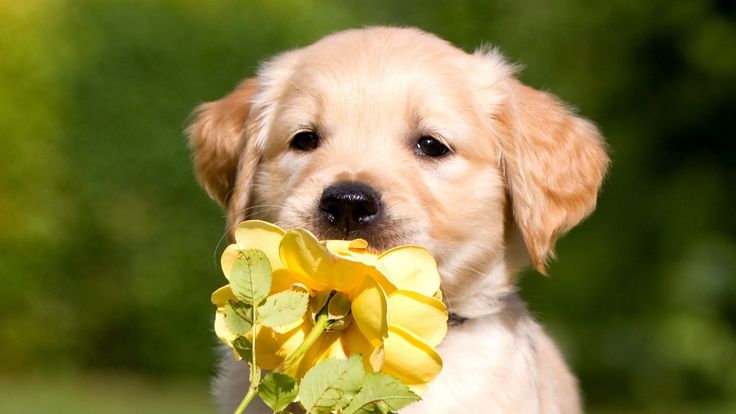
xmin=1 ymin=0 xmax=734 ymax=413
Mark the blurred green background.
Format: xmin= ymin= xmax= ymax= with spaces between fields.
xmin=1 ymin=0 xmax=734 ymax=412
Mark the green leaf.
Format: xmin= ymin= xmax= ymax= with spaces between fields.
xmin=223 ymin=301 xmax=252 ymax=336
xmin=258 ymin=372 xmax=299 ymax=412
xmin=258 ymin=290 xmax=309 ymax=328
xmin=230 ymin=249 xmax=272 ymax=306
xmin=341 ymin=373 xmax=420 ymax=414
xmin=298 ymin=355 xmax=365 ymax=414
xmin=232 ymin=336 xmax=253 ymax=361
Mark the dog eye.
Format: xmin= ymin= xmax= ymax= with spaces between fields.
xmin=290 ymin=131 xmax=321 ymax=151
xmin=416 ymin=136 xmax=450 ymax=157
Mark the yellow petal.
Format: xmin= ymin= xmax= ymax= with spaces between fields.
xmin=220 ymin=244 xmax=241 ymax=280
xmin=214 ymin=308 xmax=236 ymax=346
xmin=293 ymin=332 xmax=348 ymax=378
xmin=234 ymin=220 xmax=287 ymax=269
xmin=270 ymin=314 xmax=308 ymax=335
xmin=325 ymin=239 xmax=368 ymax=254
xmin=317 ymin=333 xmax=348 ymax=361
xmin=343 ymin=323 xmax=383 ymax=372
xmin=407 ymin=383 xmax=427 ymax=395
xmin=252 ymin=321 xmax=309 ymax=371
xmin=368 ymin=268 xmax=399 ymax=296
xmin=270 ymin=269 xmax=302 ymax=294
xmin=325 ymin=239 xmax=396 ymax=294
xmin=280 ymin=229 xmax=369 ymax=291
xmin=226 ymin=221 xmax=305 ymax=294
xmin=350 ymin=276 xmax=389 ymax=346
xmin=325 ymin=239 xmax=375 ymax=264
xmin=211 ymin=285 xmax=236 ymax=306
xmin=377 ymin=246 xmax=441 ymax=297
xmin=389 ymin=290 xmax=448 ymax=347
xmin=382 ymin=325 xmax=443 ymax=388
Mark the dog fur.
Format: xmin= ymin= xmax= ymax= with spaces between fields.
xmin=188 ymin=27 xmax=609 ymax=413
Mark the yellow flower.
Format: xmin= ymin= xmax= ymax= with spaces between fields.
xmin=212 ymin=220 xmax=448 ymax=393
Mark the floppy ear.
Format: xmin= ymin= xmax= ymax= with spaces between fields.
xmin=500 ymin=79 xmax=609 ymax=274
xmin=187 ymin=78 xmax=259 ymax=207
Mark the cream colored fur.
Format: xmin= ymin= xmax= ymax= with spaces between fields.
xmin=188 ymin=27 xmax=609 ymax=414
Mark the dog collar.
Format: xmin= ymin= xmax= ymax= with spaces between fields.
xmin=447 ymin=312 xmax=468 ymax=327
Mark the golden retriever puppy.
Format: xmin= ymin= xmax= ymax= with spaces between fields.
xmin=188 ymin=27 xmax=608 ymax=414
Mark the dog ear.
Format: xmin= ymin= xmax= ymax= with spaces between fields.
xmin=187 ymin=78 xmax=259 ymax=207
xmin=499 ymin=79 xmax=609 ymax=274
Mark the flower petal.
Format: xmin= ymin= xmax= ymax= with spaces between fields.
xmin=253 ymin=321 xmax=309 ymax=371
xmin=212 ymin=288 xmax=240 ymax=348
xmin=214 ymin=308 xmax=236 ymax=346
xmin=350 ymin=276 xmax=389 ymax=346
xmin=293 ymin=332 xmax=348 ymax=378
xmin=343 ymin=323 xmax=383 ymax=372
xmin=377 ymin=246 xmax=441 ymax=296
xmin=407 ymin=383 xmax=427 ymax=396
xmin=325 ymin=239 xmax=368 ymax=253
xmin=270 ymin=314 xmax=307 ymax=335
xmin=270 ymin=269 xmax=302 ymax=294
xmin=382 ymin=325 xmax=443 ymax=388
xmin=280 ymin=229 xmax=368 ymax=291
xmin=323 ymin=240 xmax=399 ymax=293
xmin=220 ymin=244 xmax=241 ymax=281
xmin=211 ymin=285 xmax=236 ymax=306
xmin=389 ymin=290 xmax=448 ymax=347
xmin=325 ymin=239 xmax=374 ymax=264
xmin=236 ymin=219 xmax=286 ymax=264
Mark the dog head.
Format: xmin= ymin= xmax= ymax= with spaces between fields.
xmin=188 ymin=27 xmax=609 ymax=317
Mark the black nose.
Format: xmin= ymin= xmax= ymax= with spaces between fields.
xmin=319 ymin=181 xmax=381 ymax=232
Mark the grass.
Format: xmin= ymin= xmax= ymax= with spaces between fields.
xmin=0 ymin=372 xmax=215 ymax=414
xmin=2 ymin=371 xmax=735 ymax=414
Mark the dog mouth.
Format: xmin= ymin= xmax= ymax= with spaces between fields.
xmin=306 ymin=217 xmax=411 ymax=253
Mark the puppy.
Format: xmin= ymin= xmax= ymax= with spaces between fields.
xmin=188 ymin=27 xmax=609 ymax=414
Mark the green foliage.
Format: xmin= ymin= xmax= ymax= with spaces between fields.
xmin=342 ymin=373 xmax=419 ymax=414
xmin=0 ymin=1 xmax=734 ymax=412
xmin=0 ymin=374 xmax=213 ymax=414
xmin=223 ymin=301 xmax=253 ymax=336
xmin=258 ymin=372 xmax=299 ymax=413
xmin=298 ymin=355 xmax=365 ymax=414
xmin=232 ymin=337 xmax=253 ymax=362
xmin=259 ymin=290 xmax=310 ymax=328
xmin=230 ymin=250 xmax=272 ymax=305
xmin=293 ymin=355 xmax=418 ymax=414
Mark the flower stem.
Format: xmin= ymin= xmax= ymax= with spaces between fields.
xmin=233 ymin=292 xmax=262 ymax=414
xmin=233 ymin=353 xmax=261 ymax=414
xmin=278 ymin=313 xmax=330 ymax=373
xmin=233 ymin=386 xmax=258 ymax=414
xmin=232 ymin=313 xmax=330 ymax=414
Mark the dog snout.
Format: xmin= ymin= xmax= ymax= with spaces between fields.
xmin=318 ymin=181 xmax=381 ymax=234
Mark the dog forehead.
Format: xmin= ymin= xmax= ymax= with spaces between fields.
xmin=280 ymin=31 xmax=477 ymax=131
xmin=301 ymin=27 xmax=467 ymax=67
xmin=291 ymin=28 xmax=470 ymax=95
xmin=256 ymin=27 xmax=509 ymax=159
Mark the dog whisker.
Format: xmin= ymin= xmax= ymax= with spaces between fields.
xmin=210 ymin=203 xmax=285 ymax=267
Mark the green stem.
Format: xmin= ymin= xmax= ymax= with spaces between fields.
xmin=233 ymin=292 xmax=262 ymax=414
xmin=232 ymin=313 xmax=330 ymax=414
xmin=232 ymin=351 xmax=260 ymax=414
xmin=278 ymin=313 xmax=330 ymax=373
xmin=233 ymin=387 xmax=259 ymax=414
